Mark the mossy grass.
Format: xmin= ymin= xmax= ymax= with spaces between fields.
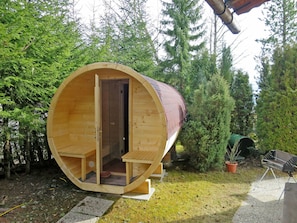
xmin=99 ymin=164 xmax=262 ymax=223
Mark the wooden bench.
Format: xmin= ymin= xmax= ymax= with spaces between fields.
xmin=122 ymin=151 xmax=157 ymax=184
xmin=58 ymin=146 xmax=96 ymax=181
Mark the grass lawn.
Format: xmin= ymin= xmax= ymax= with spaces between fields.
xmin=98 ymin=162 xmax=263 ymax=223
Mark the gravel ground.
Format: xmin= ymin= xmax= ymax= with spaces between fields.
xmin=233 ymin=176 xmax=294 ymax=223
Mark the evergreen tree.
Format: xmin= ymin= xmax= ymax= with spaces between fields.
xmin=90 ymin=0 xmax=157 ymax=76
xmin=230 ymin=70 xmax=254 ymax=136
xmin=187 ymin=49 xmax=217 ymax=103
xmin=256 ymin=44 xmax=297 ymax=154
xmin=160 ymin=0 xmax=205 ymax=95
xmin=219 ymin=45 xmax=234 ymax=85
xmin=180 ymin=74 xmax=234 ymax=171
xmin=259 ymin=0 xmax=297 ymax=56
xmin=0 ymin=0 xmax=87 ymax=174
xmin=256 ymin=1 xmax=297 ymax=153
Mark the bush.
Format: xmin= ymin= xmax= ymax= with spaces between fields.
xmin=180 ymin=74 xmax=234 ymax=171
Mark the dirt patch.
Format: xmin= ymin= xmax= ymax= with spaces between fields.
xmin=0 ymin=161 xmax=100 ymax=223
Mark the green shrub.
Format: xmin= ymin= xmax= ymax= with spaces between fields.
xmin=180 ymin=74 xmax=234 ymax=171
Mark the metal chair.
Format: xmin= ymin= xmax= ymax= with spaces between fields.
xmin=260 ymin=150 xmax=297 ymax=200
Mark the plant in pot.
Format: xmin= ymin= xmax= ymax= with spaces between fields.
xmin=225 ymin=140 xmax=241 ymax=173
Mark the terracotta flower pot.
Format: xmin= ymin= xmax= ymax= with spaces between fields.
xmin=225 ymin=161 xmax=238 ymax=173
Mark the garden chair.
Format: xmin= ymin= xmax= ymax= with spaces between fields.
xmin=260 ymin=150 xmax=297 ymax=200
xmin=260 ymin=150 xmax=297 ymax=182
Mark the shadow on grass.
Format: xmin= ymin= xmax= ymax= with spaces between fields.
xmin=166 ymin=194 xmax=283 ymax=223
xmin=167 ymin=207 xmax=238 ymax=223
xmin=163 ymin=159 xmax=264 ymax=185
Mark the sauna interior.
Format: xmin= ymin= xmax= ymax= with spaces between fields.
xmin=47 ymin=62 xmax=186 ymax=194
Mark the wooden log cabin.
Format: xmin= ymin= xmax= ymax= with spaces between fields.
xmin=47 ymin=62 xmax=186 ymax=194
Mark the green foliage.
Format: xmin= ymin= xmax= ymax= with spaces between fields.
xmin=180 ymin=74 xmax=235 ymax=171
xmin=186 ymin=50 xmax=217 ymax=103
xmin=219 ymin=45 xmax=234 ymax=85
xmin=226 ymin=140 xmax=241 ymax=163
xmin=259 ymin=0 xmax=297 ymax=57
xmin=230 ymin=70 xmax=254 ymax=136
xmin=256 ymin=44 xmax=297 ymax=154
xmin=160 ymin=0 xmax=205 ymax=95
xmin=0 ymin=0 xmax=88 ymax=171
xmin=87 ymin=0 xmax=157 ymax=77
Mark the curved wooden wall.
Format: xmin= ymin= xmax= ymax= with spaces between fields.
xmin=47 ymin=62 xmax=186 ymax=194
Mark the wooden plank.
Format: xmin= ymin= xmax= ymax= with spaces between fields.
xmin=122 ymin=151 xmax=156 ymax=163
xmin=95 ymin=74 xmax=101 ymax=184
xmin=51 ymin=124 xmax=69 ymax=137
xmin=53 ymin=135 xmax=71 ymax=149
xmin=59 ymin=146 xmax=96 ymax=158
xmin=131 ymin=179 xmax=151 ymax=194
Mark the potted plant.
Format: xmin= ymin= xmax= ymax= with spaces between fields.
xmin=225 ymin=140 xmax=241 ymax=173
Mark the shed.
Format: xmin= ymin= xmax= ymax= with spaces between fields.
xmin=47 ymin=62 xmax=186 ymax=194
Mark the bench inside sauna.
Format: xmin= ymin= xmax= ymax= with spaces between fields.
xmin=47 ymin=62 xmax=186 ymax=194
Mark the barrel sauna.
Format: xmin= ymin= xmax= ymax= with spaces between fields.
xmin=47 ymin=62 xmax=186 ymax=194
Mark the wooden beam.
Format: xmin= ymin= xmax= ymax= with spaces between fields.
xmin=95 ymin=74 xmax=101 ymax=184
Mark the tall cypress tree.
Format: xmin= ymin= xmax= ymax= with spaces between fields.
xmin=256 ymin=0 xmax=297 ymax=154
xmin=219 ymin=45 xmax=234 ymax=85
xmin=256 ymin=44 xmax=297 ymax=154
xmin=230 ymin=70 xmax=254 ymax=136
xmin=180 ymin=74 xmax=234 ymax=171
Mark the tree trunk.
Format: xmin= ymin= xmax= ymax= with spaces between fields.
xmin=25 ymin=132 xmax=31 ymax=174
xmin=3 ymin=140 xmax=11 ymax=179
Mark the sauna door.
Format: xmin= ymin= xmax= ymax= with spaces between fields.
xmin=101 ymin=80 xmax=129 ymax=164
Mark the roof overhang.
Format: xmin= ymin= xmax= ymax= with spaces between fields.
xmin=205 ymin=0 xmax=241 ymax=34
xmin=205 ymin=0 xmax=269 ymax=34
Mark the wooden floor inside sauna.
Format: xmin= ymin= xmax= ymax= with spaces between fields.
xmin=83 ymin=159 xmax=126 ymax=186
xmin=103 ymin=158 xmax=126 ymax=173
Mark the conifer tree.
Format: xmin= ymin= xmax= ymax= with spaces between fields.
xmin=92 ymin=0 xmax=156 ymax=76
xmin=160 ymin=0 xmax=205 ymax=95
xmin=256 ymin=44 xmax=297 ymax=154
xmin=259 ymin=0 xmax=297 ymax=56
xmin=0 ymin=0 xmax=87 ymax=174
xmin=230 ymin=70 xmax=254 ymax=136
xmin=180 ymin=74 xmax=234 ymax=171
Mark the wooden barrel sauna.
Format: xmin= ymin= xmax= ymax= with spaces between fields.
xmin=47 ymin=62 xmax=186 ymax=194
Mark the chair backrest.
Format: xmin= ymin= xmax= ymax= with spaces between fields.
xmin=283 ymin=156 xmax=297 ymax=174
xmin=275 ymin=150 xmax=293 ymax=162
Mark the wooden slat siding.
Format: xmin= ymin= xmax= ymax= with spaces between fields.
xmin=68 ymin=125 xmax=95 ymax=135
xmin=61 ymin=157 xmax=81 ymax=178
xmin=51 ymin=123 xmax=69 ymax=137
xmin=48 ymin=62 xmax=185 ymax=194
xmin=132 ymin=80 xmax=162 ymax=152
xmin=142 ymin=75 xmax=186 ymax=139
xmin=51 ymin=111 xmax=69 ymax=136
xmin=55 ymin=101 xmax=75 ymax=111
xmin=133 ymin=113 xmax=161 ymax=124
xmin=69 ymin=114 xmax=94 ymax=124
xmin=69 ymin=135 xmax=96 ymax=144
xmin=53 ymin=135 xmax=72 ymax=151
xmin=59 ymin=146 xmax=96 ymax=180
